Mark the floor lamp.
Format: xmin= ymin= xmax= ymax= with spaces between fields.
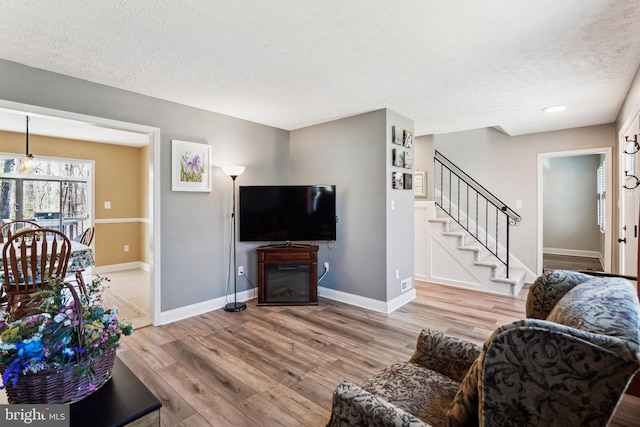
xmin=223 ymin=165 xmax=246 ymax=312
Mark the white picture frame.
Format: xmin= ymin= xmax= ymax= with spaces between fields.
xmin=171 ymin=139 xmax=212 ymax=192
xmin=414 ymin=171 xmax=427 ymax=198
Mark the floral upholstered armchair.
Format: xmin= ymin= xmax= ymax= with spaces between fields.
xmin=327 ymin=270 xmax=640 ymax=427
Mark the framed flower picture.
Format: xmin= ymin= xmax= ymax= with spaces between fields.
xmin=172 ymin=139 xmax=212 ymax=192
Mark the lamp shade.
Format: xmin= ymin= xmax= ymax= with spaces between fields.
xmin=19 ymin=154 xmax=35 ymax=174
xmin=222 ymin=166 xmax=245 ymax=177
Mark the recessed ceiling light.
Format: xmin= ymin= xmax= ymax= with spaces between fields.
xmin=543 ymin=105 xmax=567 ymax=113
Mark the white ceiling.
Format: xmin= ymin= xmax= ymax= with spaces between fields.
xmin=0 ymin=0 xmax=640 ymax=143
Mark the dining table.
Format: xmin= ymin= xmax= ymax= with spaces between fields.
xmin=68 ymin=240 xmax=96 ymax=274
xmin=0 ymin=238 xmax=95 ymax=295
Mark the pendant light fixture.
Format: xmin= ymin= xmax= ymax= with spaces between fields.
xmin=19 ymin=115 xmax=35 ymax=174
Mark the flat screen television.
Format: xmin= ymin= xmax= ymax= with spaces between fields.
xmin=239 ymin=185 xmax=337 ymax=242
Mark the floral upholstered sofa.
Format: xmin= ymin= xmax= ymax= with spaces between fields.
xmin=327 ymin=270 xmax=640 ymax=427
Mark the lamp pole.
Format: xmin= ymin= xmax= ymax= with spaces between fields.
xmin=223 ymin=166 xmax=246 ymax=312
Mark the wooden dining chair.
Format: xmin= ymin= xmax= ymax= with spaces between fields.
xmin=0 ymin=220 xmax=43 ymax=307
xmin=1 ymin=228 xmax=71 ymax=320
xmin=0 ymin=220 xmax=41 ymax=244
xmin=79 ymin=226 xmax=95 ymax=246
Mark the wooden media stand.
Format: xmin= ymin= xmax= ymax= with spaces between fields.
xmin=257 ymin=245 xmax=318 ymax=306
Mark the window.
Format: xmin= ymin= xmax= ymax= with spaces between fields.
xmin=0 ymin=155 xmax=91 ymax=240
xmin=597 ymin=159 xmax=605 ymax=234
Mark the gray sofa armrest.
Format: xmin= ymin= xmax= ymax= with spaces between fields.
xmin=327 ymin=381 xmax=429 ymax=427
xmin=479 ymin=320 xmax=640 ymax=426
xmin=526 ymin=269 xmax=594 ymax=319
xmin=409 ymin=329 xmax=482 ymax=382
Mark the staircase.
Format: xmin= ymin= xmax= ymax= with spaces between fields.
xmin=428 ymin=208 xmax=526 ymax=296
xmin=413 ymin=151 xmax=531 ymax=296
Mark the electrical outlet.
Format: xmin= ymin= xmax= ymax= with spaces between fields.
xmin=124 ymin=245 xmax=129 ymax=252
xmin=395 ymin=269 xmax=399 ymax=279
xmin=238 ymin=266 xmax=244 ymax=276
xmin=324 ymin=262 xmax=329 ymax=272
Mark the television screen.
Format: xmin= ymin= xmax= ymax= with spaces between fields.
xmin=239 ymin=185 xmax=337 ymax=242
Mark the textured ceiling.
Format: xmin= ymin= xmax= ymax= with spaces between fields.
xmin=1 ymin=0 xmax=640 ymax=140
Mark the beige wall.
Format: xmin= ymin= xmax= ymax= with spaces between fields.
xmin=0 ymin=130 xmax=146 ymax=267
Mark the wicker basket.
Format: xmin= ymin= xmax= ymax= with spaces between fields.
xmin=3 ymin=282 xmax=117 ymax=404
xmin=4 ymin=347 xmax=116 ymax=404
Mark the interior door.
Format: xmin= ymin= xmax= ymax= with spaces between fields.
xmin=620 ymin=115 xmax=640 ymax=276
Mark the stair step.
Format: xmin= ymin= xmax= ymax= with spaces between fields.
xmin=443 ymin=231 xmax=466 ymax=238
xmin=491 ymin=276 xmax=518 ymax=285
xmin=491 ymin=268 xmax=527 ymax=295
xmin=474 ymin=260 xmax=499 ymax=269
xmin=428 ymin=218 xmax=450 ymax=224
xmin=459 ymin=245 xmax=481 ymax=253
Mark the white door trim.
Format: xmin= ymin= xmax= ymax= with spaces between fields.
xmin=0 ymin=99 xmax=161 ymax=325
xmin=536 ymin=147 xmax=612 ymax=275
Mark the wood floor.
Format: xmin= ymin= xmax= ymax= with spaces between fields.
xmin=118 ymin=280 xmax=640 ymax=427
xmin=543 ymin=253 xmax=604 ymax=272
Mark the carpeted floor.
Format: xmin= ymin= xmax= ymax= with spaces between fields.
xmin=96 ymin=269 xmax=151 ymax=330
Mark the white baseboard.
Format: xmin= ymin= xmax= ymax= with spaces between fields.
xmin=93 ymin=262 xmax=150 ymax=274
xmin=157 ymin=285 xmax=415 ymax=325
xmin=157 ymin=288 xmax=258 ymax=325
xmin=318 ymin=286 xmax=416 ymax=314
xmin=543 ymin=247 xmax=601 ymax=259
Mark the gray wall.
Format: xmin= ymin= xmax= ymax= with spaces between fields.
xmin=543 ymin=155 xmax=602 ymax=253
xmin=290 ymin=110 xmax=388 ymax=300
xmin=0 ymin=59 xmax=290 ymax=311
xmin=290 ymin=109 xmax=414 ymax=303
xmin=385 ymin=110 xmax=415 ymax=300
xmin=435 ymin=124 xmax=615 ymax=272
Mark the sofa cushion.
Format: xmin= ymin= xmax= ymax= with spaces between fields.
xmin=362 ymin=362 xmax=460 ymax=427
xmin=546 ymin=277 xmax=639 ymax=343
xmin=445 ymin=357 xmax=480 ymax=427
xmin=526 ymin=270 xmax=595 ymax=319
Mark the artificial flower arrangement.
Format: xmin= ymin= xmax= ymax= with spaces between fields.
xmin=0 ymin=276 xmax=132 ymax=401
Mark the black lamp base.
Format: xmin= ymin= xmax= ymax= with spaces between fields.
xmin=224 ymin=302 xmax=247 ymax=312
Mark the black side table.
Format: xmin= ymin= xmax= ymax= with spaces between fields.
xmin=71 ymin=357 xmax=161 ymax=427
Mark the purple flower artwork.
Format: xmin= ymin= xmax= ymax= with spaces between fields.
xmin=180 ymin=152 xmax=204 ymax=183
xmin=172 ymin=140 xmax=212 ymax=192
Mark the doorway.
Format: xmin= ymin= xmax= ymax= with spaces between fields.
xmin=0 ymin=99 xmax=161 ymax=325
xmin=537 ymin=148 xmax=612 ymax=275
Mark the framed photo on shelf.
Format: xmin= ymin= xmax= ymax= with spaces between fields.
xmin=403 ymin=129 xmax=413 ymax=148
xmin=392 ymin=126 xmax=403 ymax=145
xmin=404 ymin=173 xmax=413 ymax=190
xmin=404 ymin=151 xmax=413 ymax=169
xmin=414 ymin=171 xmax=427 ymax=197
xmin=392 ymin=172 xmax=404 ymax=189
xmin=392 ymin=149 xmax=405 ymax=167
xmin=171 ymin=139 xmax=212 ymax=192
